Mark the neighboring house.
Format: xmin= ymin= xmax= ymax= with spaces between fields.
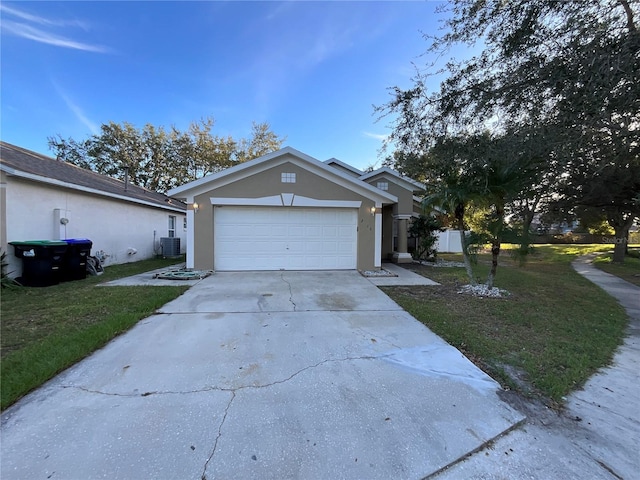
xmin=1 ymin=141 xmax=187 ymax=278
xmin=167 ymin=147 xmax=426 ymax=272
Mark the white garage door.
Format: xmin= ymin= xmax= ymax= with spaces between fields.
xmin=214 ymin=206 xmax=357 ymax=271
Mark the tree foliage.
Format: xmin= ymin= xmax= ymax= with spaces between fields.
xmin=418 ymin=130 xmax=546 ymax=286
xmin=48 ymin=118 xmax=286 ymax=192
xmin=409 ymin=215 xmax=445 ymax=261
xmin=378 ymin=0 xmax=640 ymax=264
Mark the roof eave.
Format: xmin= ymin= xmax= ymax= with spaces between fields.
xmin=359 ymin=167 xmax=426 ymax=192
xmin=168 ymin=147 xmax=398 ymax=205
xmin=1 ymin=164 xmax=186 ymax=213
xmin=323 ymin=158 xmax=364 ymax=176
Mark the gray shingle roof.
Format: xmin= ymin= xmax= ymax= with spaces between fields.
xmin=0 ymin=141 xmax=185 ymax=212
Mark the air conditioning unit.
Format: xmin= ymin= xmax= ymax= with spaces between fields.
xmin=160 ymin=237 xmax=181 ymax=257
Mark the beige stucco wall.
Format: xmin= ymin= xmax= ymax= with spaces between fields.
xmin=191 ymin=160 xmax=378 ymax=271
xmin=2 ymin=176 xmax=186 ymax=278
xmin=1 ymin=171 xmax=7 ymax=251
xmin=364 ymin=173 xmax=414 ymax=215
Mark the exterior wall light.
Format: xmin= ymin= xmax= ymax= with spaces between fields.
xmin=192 ymin=202 xmax=199 ymax=213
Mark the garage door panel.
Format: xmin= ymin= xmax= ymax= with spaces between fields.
xmin=304 ymin=241 xmax=323 ymax=254
xmin=319 ymin=243 xmax=337 ymax=255
xmin=337 ymin=242 xmax=354 ymax=254
xmin=304 ymin=226 xmax=322 ymax=236
xmin=214 ymin=206 xmax=357 ymax=271
xmin=289 ymin=225 xmax=305 ymax=237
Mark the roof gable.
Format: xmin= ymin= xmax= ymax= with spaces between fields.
xmin=359 ymin=167 xmax=425 ymax=193
xmin=168 ymin=146 xmax=397 ymax=204
xmin=0 ymin=141 xmax=185 ymax=212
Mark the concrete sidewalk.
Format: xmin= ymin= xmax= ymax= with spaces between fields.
xmin=435 ymin=254 xmax=640 ymax=479
xmin=572 ymin=254 xmax=640 ymax=330
xmin=367 ymin=262 xmax=440 ymax=287
xmin=99 ymin=262 xmax=439 ymax=288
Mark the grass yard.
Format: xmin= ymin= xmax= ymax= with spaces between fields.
xmin=1 ymin=257 xmax=189 ymax=410
xmin=592 ymin=248 xmax=640 ymax=286
xmin=385 ymin=245 xmax=632 ymax=406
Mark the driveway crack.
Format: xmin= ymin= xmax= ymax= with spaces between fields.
xmin=280 ymin=273 xmax=297 ymax=311
xmin=354 ymin=327 xmax=403 ymax=349
xmin=201 ymin=391 xmax=235 ymax=480
xmin=62 ymin=354 xmax=393 ymax=399
xmin=61 ymin=385 xmax=229 ymax=397
xmin=63 ymin=355 xmax=392 ymax=398
xmin=61 ymin=355 xmax=392 ymax=478
xmin=242 ymin=354 xmax=389 ymax=390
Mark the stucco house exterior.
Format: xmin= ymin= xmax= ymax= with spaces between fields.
xmin=168 ymin=147 xmax=426 ymax=272
xmin=1 ymin=141 xmax=187 ymax=278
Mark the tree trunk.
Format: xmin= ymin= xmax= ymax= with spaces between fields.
xmin=608 ymin=214 xmax=634 ymax=263
xmin=612 ymin=226 xmax=628 ymax=263
xmin=486 ymin=202 xmax=505 ymax=289
xmin=518 ymin=209 xmax=535 ymax=262
xmin=458 ymin=220 xmax=476 ymax=285
xmin=486 ymin=240 xmax=500 ymax=289
xmin=521 ymin=210 xmax=534 ymax=245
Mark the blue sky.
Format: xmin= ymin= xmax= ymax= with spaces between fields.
xmin=1 ymin=1 xmax=453 ymax=171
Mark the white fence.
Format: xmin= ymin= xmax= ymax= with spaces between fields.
xmin=435 ymin=230 xmax=464 ymax=253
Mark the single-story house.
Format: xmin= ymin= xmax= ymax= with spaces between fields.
xmin=1 ymin=141 xmax=187 ymax=278
xmin=167 ymin=147 xmax=426 ymax=272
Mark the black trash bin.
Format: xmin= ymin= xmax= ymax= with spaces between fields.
xmin=9 ymin=240 xmax=68 ymax=287
xmin=63 ymin=238 xmax=93 ymax=281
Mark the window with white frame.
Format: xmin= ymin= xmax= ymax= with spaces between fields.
xmin=377 ymin=181 xmax=389 ymax=191
xmin=281 ymin=172 xmax=296 ymax=183
xmin=168 ymin=215 xmax=176 ymax=237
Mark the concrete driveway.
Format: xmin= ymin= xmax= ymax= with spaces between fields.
xmin=1 ymin=271 xmax=522 ymax=480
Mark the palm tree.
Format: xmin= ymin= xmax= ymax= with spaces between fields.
xmin=422 ymin=169 xmax=481 ymax=285
xmin=421 ymin=131 xmax=543 ymax=289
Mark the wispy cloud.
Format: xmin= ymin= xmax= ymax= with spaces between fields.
xmin=260 ymin=6 xmax=357 ymax=72
xmin=0 ymin=4 xmax=88 ymax=29
xmin=0 ymin=5 xmax=108 ymax=53
xmin=245 ymin=4 xmax=364 ymax=116
xmin=363 ymin=131 xmax=388 ymax=142
xmin=53 ymin=83 xmax=100 ymax=135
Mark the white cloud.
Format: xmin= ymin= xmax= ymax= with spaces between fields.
xmin=53 ymin=84 xmax=100 ymax=135
xmin=363 ymin=131 xmax=388 ymax=141
xmin=242 ymin=4 xmax=365 ymax=115
xmin=0 ymin=5 xmax=107 ymax=53
xmin=0 ymin=4 xmax=87 ymax=28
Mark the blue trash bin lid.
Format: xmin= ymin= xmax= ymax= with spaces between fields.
xmin=63 ymin=238 xmax=92 ymax=244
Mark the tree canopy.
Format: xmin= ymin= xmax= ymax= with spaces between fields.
xmin=48 ymin=118 xmax=286 ymax=193
xmin=378 ymin=0 xmax=639 ymax=264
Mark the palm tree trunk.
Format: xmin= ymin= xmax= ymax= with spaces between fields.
xmin=486 ymin=240 xmax=500 ymax=289
xmin=458 ymin=222 xmax=476 ymax=285
xmin=486 ymin=202 xmax=505 ymax=289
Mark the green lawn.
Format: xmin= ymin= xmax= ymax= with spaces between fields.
xmin=1 ymin=257 xmax=188 ymax=410
xmin=386 ymin=245 xmax=631 ymax=405
xmin=592 ymin=248 xmax=640 ymax=286
xmin=2 ymin=246 xmax=635 ymax=410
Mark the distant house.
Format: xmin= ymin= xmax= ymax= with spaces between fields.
xmin=167 ymin=147 xmax=426 ymax=272
xmin=0 ymin=141 xmax=186 ymax=278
